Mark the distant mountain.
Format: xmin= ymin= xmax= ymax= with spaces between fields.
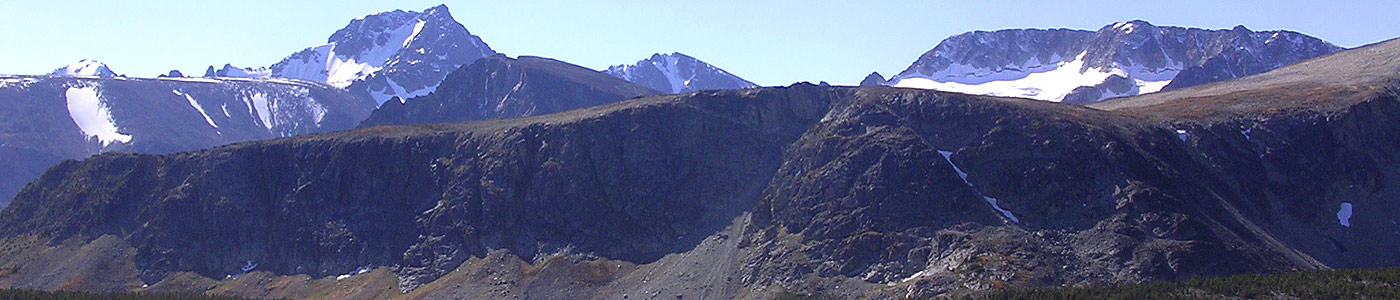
xmin=361 ymin=55 xmax=659 ymax=127
xmin=49 ymin=59 xmax=118 ymax=77
xmin=206 ymin=5 xmax=495 ymax=105
xmin=887 ymin=20 xmax=1343 ymax=103
xmin=0 ymin=73 xmax=375 ymax=208
xmin=603 ymin=52 xmax=758 ymax=93
xmin=859 ymin=71 xmax=887 ymax=87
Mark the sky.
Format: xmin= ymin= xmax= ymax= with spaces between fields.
xmin=2 ymin=0 xmax=1398 ymax=86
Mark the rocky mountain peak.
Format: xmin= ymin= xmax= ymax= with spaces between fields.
xmin=329 ymin=9 xmax=422 ymax=58
xmin=859 ymin=71 xmax=887 ymax=86
xmin=603 ymin=52 xmax=758 ymax=93
xmin=205 ymin=5 xmax=495 ymax=106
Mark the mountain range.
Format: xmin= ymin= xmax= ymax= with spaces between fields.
xmin=2 ymin=4 xmax=1397 ymax=299
xmin=0 ymin=64 xmax=374 ymax=208
xmin=0 ymin=5 xmax=753 ymax=210
xmin=5 ymin=33 xmax=1400 ymax=298
xmin=885 ymin=20 xmax=1343 ymax=103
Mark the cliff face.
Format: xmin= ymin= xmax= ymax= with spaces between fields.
xmin=4 ymin=55 xmax=1400 ymax=299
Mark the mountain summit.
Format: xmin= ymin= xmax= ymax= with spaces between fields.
xmin=604 ymin=52 xmax=758 ymax=93
xmin=207 ymin=5 xmax=495 ymax=105
xmin=888 ymin=20 xmax=1342 ymax=103
xmin=49 ymin=59 xmax=118 ymax=77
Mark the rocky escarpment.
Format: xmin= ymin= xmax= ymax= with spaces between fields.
xmin=360 ymin=55 xmax=660 ymax=127
xmin=5 ymin=66 xmax=1400 ymax=299
xmin=0 ymin=85 xmax=828 ymax=290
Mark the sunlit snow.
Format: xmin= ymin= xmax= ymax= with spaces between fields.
xmin=371 ymin=77 xmax=435 ymax=104
xmin=336 ymin=265 xmax=373 ymax=281
xmin=245 ymin=92 xmax=273 ymax=130
xmin=404 ymin=20 xmax=426 ymax=47
xmin=891 ymin=51 xmax=1182 ymax=102
xmin=1338 ymin=202 xmax=1354 ymax=227
xmin=656 ymin=54 xmax=692 ymax=93
xmin=65 ymin=86 xmax=131 ymax=146
xmin=260 ymin=16 xmax=422 ymax=90
xmin=173 ymin=90 xmax=218 ymax=129
xmin=52 ymin=59 xmax=115 ymax=77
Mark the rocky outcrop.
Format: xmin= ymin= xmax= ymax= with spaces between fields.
xmin=859 ymin=72 xmax=887 ymax=87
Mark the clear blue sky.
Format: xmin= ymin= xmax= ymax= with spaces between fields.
xmin=3 ymin=0 xmax=1398 ymax=85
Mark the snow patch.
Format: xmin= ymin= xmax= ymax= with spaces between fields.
xmin=309 ymin=98 xmax=328 ymax=125
xmin=892 ymin=51 xmax=1182 ymax=102
xmin=1338 ymin=202 xmax=1353 ymax=227
xmin=900 ymin=269 xmax=931 ymax=283
xmin=336 ymin=265 xmax=374 ymax=281
xmin=245 ymin=92 xmax=273 ymax=130
xmin=1176 ymin=129 xmax=1189 ymax=142
xmin=173 ymin=90 xmax=219 ymax=129
xmin=938 ymin=150 xmax=1019 ymax=223
xmin=274 ymin=44 xmax=334 ymax=83
xmin=64 ymin=86 xmax=131 ymax=146
xmin=319 ymin=20 xmax=423 ymax=88
xmin=404 ymin=20 xmax=427 ymax=47
xmin=370 ymin=77 xmax=436 ymax=105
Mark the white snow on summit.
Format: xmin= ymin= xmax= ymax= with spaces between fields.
xmin=606 ymin=53 xmax=758 ymax=94
xmin=64 ymin=86 xmax=131 ymax=146
xmin=233 ymin=17 xmax=426 ymax=89
xmin=51 ymin=59 xmax=118 ymax=77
